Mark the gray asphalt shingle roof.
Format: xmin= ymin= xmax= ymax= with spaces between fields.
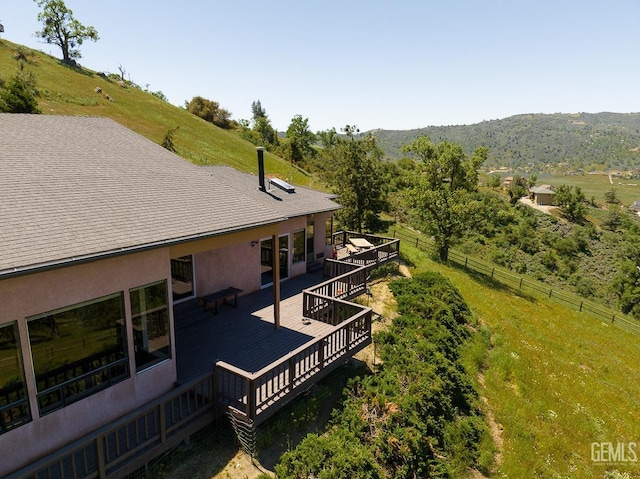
xmin=0 ymin=114 xmax=338 ymax=276
xmin=202 ymin=166 xmax=339 ymax=218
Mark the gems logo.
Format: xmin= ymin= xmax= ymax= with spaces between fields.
xmin=591 ymin=442 xmax=638 ymax=464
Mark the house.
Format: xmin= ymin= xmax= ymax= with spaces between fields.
xmin=530 ymin=184 xmax=555 ymax=206
xmin=0 ymin=114 xmax=364 ymax=475
xmin=502 ymin=176 xmax=514 ymax=189
xmin=629 ymin=200 xmax=640 ymax=214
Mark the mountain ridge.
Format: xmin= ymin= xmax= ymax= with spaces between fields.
xmin=368 ymin=111 xmax=640 ymax=170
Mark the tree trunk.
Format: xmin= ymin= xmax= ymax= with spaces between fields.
xmin=438 ymin=241 xmax=449 ymax=262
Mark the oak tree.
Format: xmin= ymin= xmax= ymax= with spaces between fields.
xmin=34 ymin=0 xmax=99 ymax=64
xmin=403 ymin=136 xmax=487 ymax=261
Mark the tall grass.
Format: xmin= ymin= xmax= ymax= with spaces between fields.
xmin=396 ymin=228 xmax=640 ymax=477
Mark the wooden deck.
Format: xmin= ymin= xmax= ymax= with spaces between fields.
xmin=174 ymin=271 xmax=332 ymax=384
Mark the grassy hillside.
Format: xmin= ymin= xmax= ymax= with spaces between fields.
xmin=395 ymin=226 xmax=640 ymax=478
xmin=0 ymin=39 xmax=317 ymax=188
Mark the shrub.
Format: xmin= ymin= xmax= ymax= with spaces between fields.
xmin=274 ymin=272 xmax=489 ymax=478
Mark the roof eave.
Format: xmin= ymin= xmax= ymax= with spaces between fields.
xmin=0 ymin=218 xmax=284 ymax=281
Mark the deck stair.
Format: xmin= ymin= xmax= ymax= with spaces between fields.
xmin=227 ymin=407 xmax=256 ymax=457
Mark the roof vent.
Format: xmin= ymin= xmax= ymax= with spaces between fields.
xmin=269 ymin=177 xmax=295 ymax=193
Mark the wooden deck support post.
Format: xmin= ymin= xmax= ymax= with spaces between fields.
xmin=273 ymin=234 xmax=281 ymax=330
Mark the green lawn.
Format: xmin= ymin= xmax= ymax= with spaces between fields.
xmin=538 ymin=173 xmax=640 ymax=206
xmin=397 ymin=230 xmax=640 ymax=478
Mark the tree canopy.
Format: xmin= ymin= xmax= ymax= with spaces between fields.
xmin=323 ymin=127 xmax=387 ymax=233
xmin=185 ymin=96 xmax=232 ymax=129
xmin=285 ymin=115 xmax=315 ymax=166
xmin=34 ymin=0 xmax=99 ymax=64
xmin=403 ymin=137 xmax=487 ymax=261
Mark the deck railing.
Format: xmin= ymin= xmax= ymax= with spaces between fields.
xmin=215 ymin=231 xmax=400 ymax=425
xmin=215 ymin=305 xmax=371 ymax=424
xmin=331 ymin=231 xmax=400 ymax=272
xmin=9 ymin=374 xmax=216 ymax=479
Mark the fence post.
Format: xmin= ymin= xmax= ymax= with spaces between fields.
xmin=465 ymin=257 xmax=468 ymax=268
xmin=549 ymin=289 xmax=552 ymax=298
xmin=415 ymin=237 xmax=419 ymax=248
xmin=612 ymin=314 xmax=615 ymax=323
xmin=580 ymin=301 xmax=583 ymax=312
xmin=519 ymin=278 xmax=523 ymax=289
xmin=491 ymin=268 xmax=494 ymax=278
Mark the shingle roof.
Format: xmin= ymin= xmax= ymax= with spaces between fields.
xmin=202 ymin=166 xmax=339 ymax=219
xmin=0 ymin=115 xmax=337 ymax=277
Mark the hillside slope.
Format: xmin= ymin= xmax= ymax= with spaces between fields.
xmin=372 ymin=112 xmax=640 ymax=170
xmin=0 ymin=39 xmax=314 ymax=187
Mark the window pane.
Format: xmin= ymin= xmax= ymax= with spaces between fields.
xmin=0 ymin=322 xmax=31 ymax=434
xmin=171 ymin=255 xmax=194 ymax=301
xmin=279 ymin=235 xmax=289 ymax=279
xmin=325 ymin=217 xmax=333 ymax=245
xmin=28 ymin=294 xmax=129 ymax=416
xmin=130 ymin=281 xmax=171 ymax=372
xmin=292 ymin=230 xmax=305 ymax=264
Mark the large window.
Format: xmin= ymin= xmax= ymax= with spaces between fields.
xmin=130 ymin=281 xmax=171 ymax=372
xmin=0 ymin=322 xmax=31 ymax=434
xmin=292 ymin=230 xmax=305 ymax=264
xmin=28 ymin=293 xmax=129 ymax=416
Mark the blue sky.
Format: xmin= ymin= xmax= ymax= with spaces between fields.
xmin=2 ymin=1 xmax=639 ymax=132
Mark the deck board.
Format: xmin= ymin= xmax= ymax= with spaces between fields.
xmin=174 ymin=271 xmax=335 ymax=383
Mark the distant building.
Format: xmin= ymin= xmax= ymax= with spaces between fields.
xmin=629 ymin=200 xmax=640 ymax=213
xmin=530 ymin=184 xmax=555 ymax=206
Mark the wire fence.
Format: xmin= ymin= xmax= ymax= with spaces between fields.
xmin=390 ymin=227 xmax=640 ymax=336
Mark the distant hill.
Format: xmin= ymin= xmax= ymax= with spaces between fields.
xmin=370 ymin=112 xmax=640 ymax=170
xmin=0 ymin=39 xmax=315 ymax=187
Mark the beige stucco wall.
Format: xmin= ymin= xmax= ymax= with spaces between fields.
xmin=0 ymin=248 xmax=176 ymax=475
xmin=191 ymin=213 xmax=335 ymax=296
xmin=535 ymin=193 xmax=554 ymax=206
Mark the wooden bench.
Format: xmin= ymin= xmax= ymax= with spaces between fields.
xmin=346 ymin=244 xmax=359 ymax=254
xmin=199 ymin=287 xmax=243 ymax=315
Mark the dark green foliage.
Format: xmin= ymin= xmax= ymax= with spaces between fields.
xmin=275 ymin=272 xmax=489 ymax=479
xmin=161 ymin=127 xmax=178 ymax=152
xmin=604 ymin=188 xmax=620 ymax=204
xmin=507 ymin=175 xmax=528 ymax=206
xmin=403 ymin=136 xmax=488 ymax=261
xmin=0 ymin=62 xmax=41 ymax=113
xmin=285 ymin=115 xmax=316 ymax=166
xmin=610 ymin=241 xmax=640 ymax=319
xmin=185 ymin=96 xmax=232 ymax=128
xmin=601 ymin=208 xmax=623 ymax=231
xmin=554 ymin=184 xmax=587 ymax=222
xmin=322 ymin=130 xmax=387 ymax=233
xmin=240 ymin=100 xmax=279 ymax=150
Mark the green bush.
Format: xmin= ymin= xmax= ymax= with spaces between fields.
xmin=274 ymin=272 xmax=489 ymax=478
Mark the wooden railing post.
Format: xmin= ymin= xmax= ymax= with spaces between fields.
xmin=96 ymin=435 xmax=107 ymax=479
xmin=159 ymin=402 xmax=167 ymax=444
xmin=288 ymin=357 xmax=296 ymax=392
xmin=318 ymin=338 xmax=325 ymax=367
xmin=247 ymin=377 xmax=256 ymax=420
